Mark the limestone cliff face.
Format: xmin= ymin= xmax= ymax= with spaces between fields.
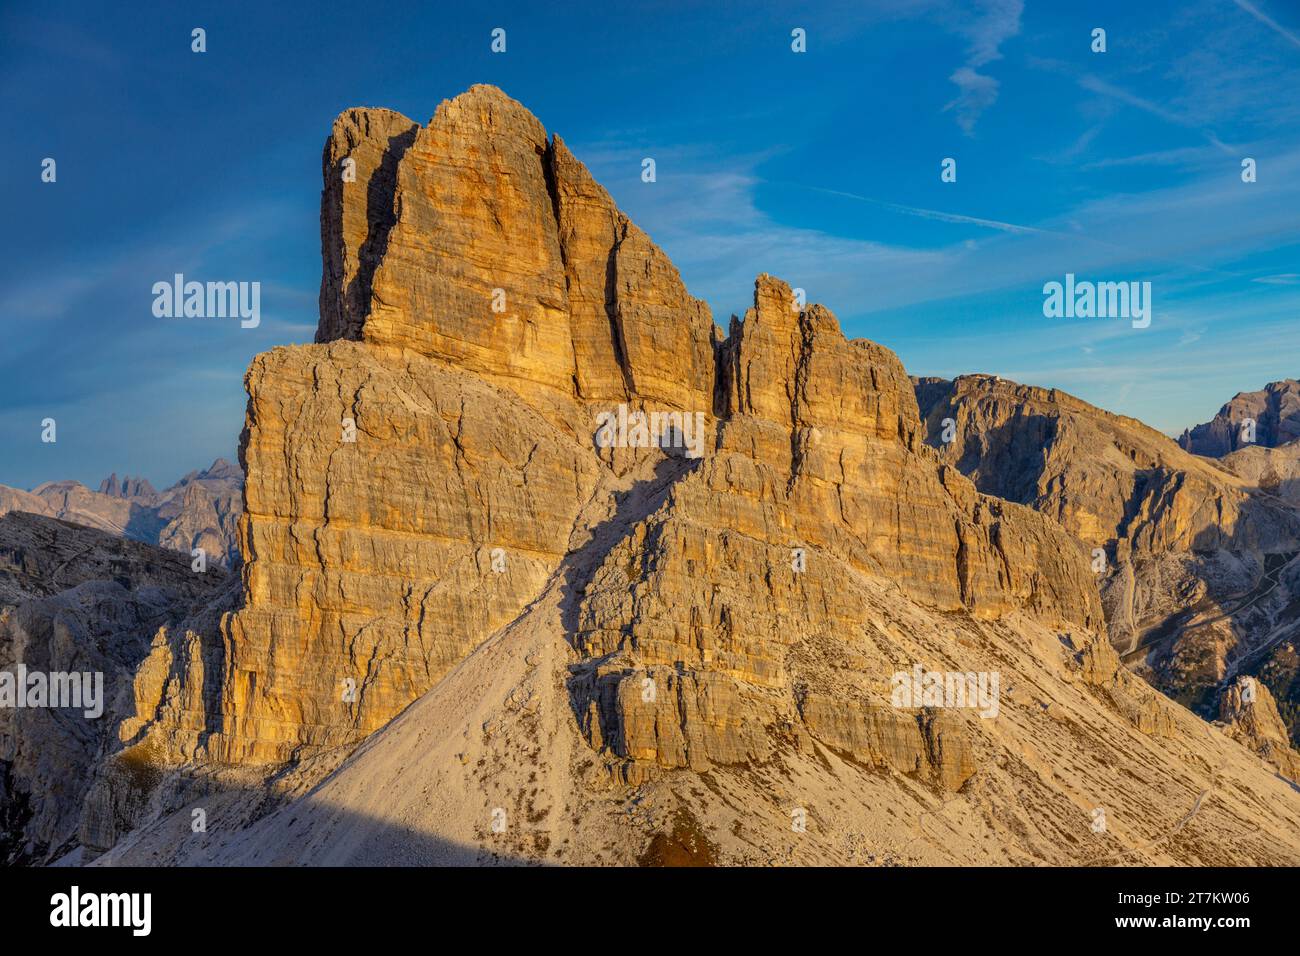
xmin=914 ymin=374 xmax=1300 ymax=556
xmin=714 ymin=286 xmax=1097 ymax=622
xmin=320 ymin=88 xmax=717 ymax=413
xmin=1180 ymin=379 xmax=1300 ymax=457
xmin=206 ymin=342 xmax=603 ymax=763
xmin=570 ymin=277 xmax=1099 ymax=782
xmin=317 ymin=107 xmax=419 ymax=344
xmin=127 ymin=86 xmax=1099 ymax=781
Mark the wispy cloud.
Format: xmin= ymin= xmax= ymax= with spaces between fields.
xmin=943 ymin=0 xmax=1023 ymax=134
xmin=575 ymin=132 xmax=1300 ymax=342
xmin=1042 ymin=121 xmax=1107 ymax=165
xmin=1082 ymin=143 xmax=1233 ymax=170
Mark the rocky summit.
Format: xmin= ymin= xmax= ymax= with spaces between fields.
xmin=6 ymin=86 xmax=1300 ymax=867
xmin=1180 ymin=379 xmax=1300 ymax=457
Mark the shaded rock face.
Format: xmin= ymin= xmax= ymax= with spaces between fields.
xmin=914 ymin=375 xmax=1300 ymax=739
xmin=1180 ymin=379 xmax=1300 ymax=457
xmin=125 ymin=86 xmax=1098 ymax=784
xmin=0 ymin=459 xmax=243 ymax=570
xmin=0 ymin=513 xmax=225 ymax=864
xmin=317 ymin=107 xmax=419 ymax=344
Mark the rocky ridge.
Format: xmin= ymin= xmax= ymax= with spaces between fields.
xmin=0 ymin=513 xmax=226 ymax=864
xmin=915 ymin=374 xmax=1300 ymax=761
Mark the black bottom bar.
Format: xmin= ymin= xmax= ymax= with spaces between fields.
xmin=0 ymin=865 xmax=1283 ymax=943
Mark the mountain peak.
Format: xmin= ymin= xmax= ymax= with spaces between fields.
xmin=1180 ymin=378 xmax=1300 ymax=456
xmin=96 ymin=472 xmax=157 ymax=499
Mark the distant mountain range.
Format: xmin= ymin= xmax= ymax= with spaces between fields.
xmin=0 ymin=458 xmax=242 ymax=569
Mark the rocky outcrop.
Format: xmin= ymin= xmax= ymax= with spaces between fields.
xmin=109 ymin=85 xmax=1097 ymax=785
xmin=151 ymin=462 xmax=242 ymax=570
xmin=0 ymin=487 xmax=53 ymax=524
xmin=1218 ymin=676 xmax=1300 ymax=779
xmin=102 ymin=532 xmax=1300 ymax=867
xmin=122 ymin=87 xmax=1098 ymax=778
xmin=913 ymin=374 xmax=1298 ymax=555
xmin=318 ymin=88 xmax=717 ymax=413
xmin=1221 ymin=440 xmax=1300 ymax=504
xmin=20 ymin=480 xmax=143 ymax=539
xmin=317 ymin=107 xmax=419 ymax=343
xmin=97 ymin=474 xmax=157 ymax=500
xmin=198 ymin=342 xmax=602 ymax=763
xmin=1180 ymin=379 xmax=1300 ymax=456
xmin=568 ymin=278 xmax=1100 ymax=782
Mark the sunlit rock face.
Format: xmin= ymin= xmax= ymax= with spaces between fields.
xmin=119 ymin=86 xmax=1100 ymax=774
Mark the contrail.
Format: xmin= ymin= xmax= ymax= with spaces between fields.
xmin=1233 ymin=0 xmax=1300 ymax=51
xmin=780 ymin=182 xmax=1052 ymax=236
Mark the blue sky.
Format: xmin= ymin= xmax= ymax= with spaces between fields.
xmin=2 ymin=0 xmax=1299 ymax=489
